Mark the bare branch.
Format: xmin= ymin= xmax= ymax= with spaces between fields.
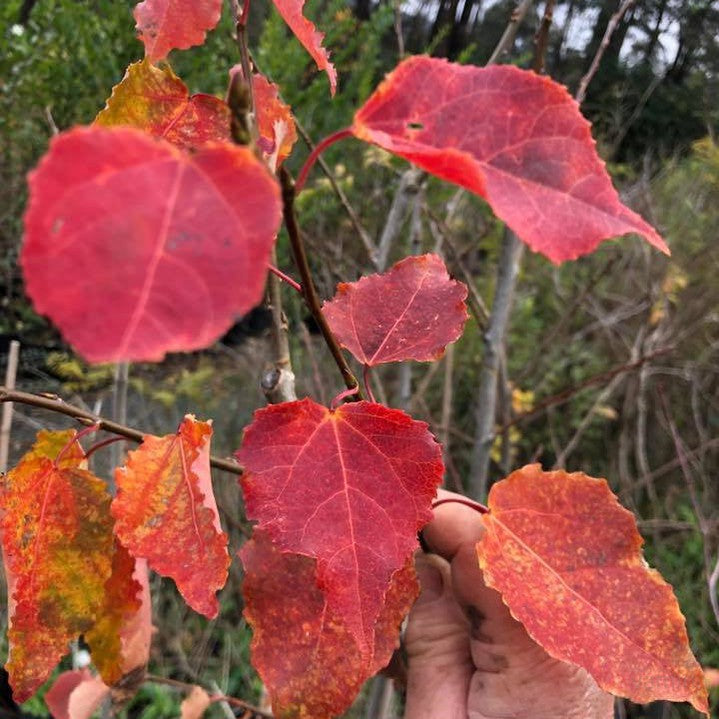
xmin=576 ymin=0 xmax=637 ymax=104
xmin=0 ymin=387 xmax=243 ymax=475
xmin=487 ymin=0 xmax=535 ymax=65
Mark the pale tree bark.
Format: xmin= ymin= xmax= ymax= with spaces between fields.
xmin=468 ymin=229 xmax=524 ymax=500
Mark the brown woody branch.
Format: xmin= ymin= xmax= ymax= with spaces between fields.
xmin=0 ymin=387 xmax=243 ymax=475
xmin=279 ymin=167 xmax=362 ymax=398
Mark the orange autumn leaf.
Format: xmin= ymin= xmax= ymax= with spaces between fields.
xmin=252 ymin=72 xmax=298 ymax=169
xmin=112 ymin=415 xmax=229 ymax=618
xmin=477 ymin=465 xmax=708 ymax=714
xmin=85 ymin=542 xmax=151 ymax=686
xmin=241 ymin=531 xmax=417 ymax=718
xmin=96 ymin=60 xmax=231 ymax=150
xmin=0 ymin=430 xmax=114 ymax=701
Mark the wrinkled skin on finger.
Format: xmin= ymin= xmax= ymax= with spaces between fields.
xmin=404 ymin=490 xmax=614 ymax=719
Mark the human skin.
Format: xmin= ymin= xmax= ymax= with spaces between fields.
xmin=403 ymin=490 xmax=615 ymax=719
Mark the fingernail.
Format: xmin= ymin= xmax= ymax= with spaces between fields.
xmin=414 ymin=556 xmax=444 ymax=604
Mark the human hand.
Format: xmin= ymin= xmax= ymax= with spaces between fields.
xmin=403 ymin=490 xmax=614 ymax=719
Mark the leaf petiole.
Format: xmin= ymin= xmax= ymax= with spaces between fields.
xmin=431 ymin=496 xmax=489 ymax=514
xmin=54 ymin=422 xmax=99 ymax=467
xmin=295 ymin=127 xmax=353 ymax=193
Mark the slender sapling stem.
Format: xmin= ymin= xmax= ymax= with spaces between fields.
xmin=279 ymin=167 xmax=362 ymax=398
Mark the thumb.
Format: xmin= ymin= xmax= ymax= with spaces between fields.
xmin=403 ymin=553 xmax=472 ymax=719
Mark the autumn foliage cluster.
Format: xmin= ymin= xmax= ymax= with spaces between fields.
xmin=0 ymin=0 xmax=711 ymax=716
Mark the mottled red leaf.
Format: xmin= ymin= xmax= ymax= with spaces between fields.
xmin=86 ymin=542 xmax=151 ymax=685
xmin=134 ymin=0 xmax=222 ymax=62
xmin=271 ymin=0 xmax=336 ymax=94
xmin=238 ymin=399 xmax=442 ymax=652
xmin=112 ymin=415 xmax=229 ymax=618
xmin=180 ymin=685 xmax=213 ymax=719
xmin=477 ymin=464 xmax=708 ymax=714
xmin=45 ymin=669 xmax=109 ymax=719
xmin=0 ymin=430 xmax=114 ymax=701
xmin=352 ymin=56 xmax=669 ymax=263
xmin=96 ymin=60 xmax=230 ymax=149
xmin=322 ymin=254 xmax=468 ymax=365
xmin=252 ymin=72 xmax=298 ymax=169
xmin=22 ymin=126 xmax=281 ymax=363
xmin=241 ymin=531 xmax=417 ymax=718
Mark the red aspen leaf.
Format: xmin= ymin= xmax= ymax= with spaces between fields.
xmin=22 ymin=126 xmax=282 ymax=363
xmin=85 ymin=542 xmax=151 ymax=686
xmin=240 ymin=531 xmax=418 ymax=719
xmin=322 ymin=253 xmax=468 ymax=366
xmin=95 ymin=60 xmax=230 ymax=150
xmin=477 ymin=464 xmax=708 ymax=714
xmin=352 ymin=56 xmax=669 ymax=264
xmin=252 ymin=72 xmax=298 ymax=169
xmin=180 ymin=685 xmax=213 ymax=719
xmin=45 ymin=669 xmax=110 ymax=719
xmin=237 ymin=398 xmax=442 ymax=653
xmin=134 ymin=0 xmax=222 ymax=63
xmin=112 ymin=415 xmax=229 ymax=619
xmin=271 ymin=0 xmax=337 ymax=95
xmin=0 ymin=430 xmax=114 ymax=702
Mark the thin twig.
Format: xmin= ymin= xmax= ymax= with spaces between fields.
xmin=657 ymin=386 xmax=719 ymax=629
xmin=263 ymin=249 xmax=298 ymax=404
xmin=145 ymin=674 xmax=273 ymax=719
xmin=279 ymin=168 xmax=362 ymax=397
xmin=499 ymin=347 xmax=673 ymax=432
xmin=575 ymin=0 xmax=637 ymax=104
xmin=0 ymin=387 xmax=243 ymax=475
xmin=376 ymin=168 xmax=424 ymax=272
xmin=487 ymin=0 xmax=535 ymax=65
xmin=427 ymin=210 xmax=489 ymax=329
xmin=295 ymin=119 xmax=379 ymax=268
xmin=0 ymin=340 xmax=20 ymax=473
xmin=532 ymin=0 xmax=556 ymax=73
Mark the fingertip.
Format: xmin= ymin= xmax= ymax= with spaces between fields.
xmin=423 ymin=489 xmax=485 ymax=561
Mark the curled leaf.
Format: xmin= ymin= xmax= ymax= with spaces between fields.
xmin=113 ymin=416 xmax=229 ymax=618
xmin=352 ymin=57 xmax=668 ymax=263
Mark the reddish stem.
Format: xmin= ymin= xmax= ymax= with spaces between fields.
xmin=331 ymin=385 xmax=360 ymax=410
xmin=55 ymin=422 xmax=100 ymax=467
xmin=295 ymin=128 xmax=354 ymax=193
xmin=239 ymin=0 xmax=251 ymax=26
xmin=268 ymin=264 xmax=302 ymax=293
xmin=363 ymin=365 xmax=377 ymax=404
xmin=432 ymin=496 xmax=489 ymax=515
xmin=84 ymin=436 xmax=126 ymax=461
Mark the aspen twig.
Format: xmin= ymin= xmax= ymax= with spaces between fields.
xmin=0 ymin=387 xmax=242 ymax=475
